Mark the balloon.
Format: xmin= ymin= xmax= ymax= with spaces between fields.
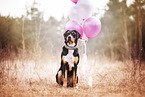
xmin=68 ymin=6 xmax=83 ymax=23
xmin=83 ymin=17 xmax=101 ymax=38
xmin=71 ymin=0 xmax=78 ymax=4
xmin=77 ymin=0 xmax=93 ymax=19
xmin=65 ymin=21 xmax=83 ymax=38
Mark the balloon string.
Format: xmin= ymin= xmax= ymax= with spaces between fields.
xmin=81 ymin=39 xmax=92 ymax=87
xmin=81 ymin=39 xmax=88 ymax=78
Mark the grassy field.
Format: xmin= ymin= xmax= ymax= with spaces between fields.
xmin=0 ymin=57 xmax=145 ymax=97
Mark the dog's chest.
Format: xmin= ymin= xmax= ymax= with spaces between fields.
xmin=65 ymin=50 xmax=75 ymax=65
xmin=62 ymin=48 xmax=78 ymax=71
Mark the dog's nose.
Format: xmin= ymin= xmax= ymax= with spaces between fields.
xmin=68 ymin=36 xmax=71 ymax=40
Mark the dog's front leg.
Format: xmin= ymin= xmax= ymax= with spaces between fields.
xmin=63 ymin=69 xmax=67 ymax=87
xmin=62 ymin=56 xmax=67 ymax=87
xmin=73 ymin=67 xmax=78 ymax=87
xmin=73 ymin=69 xmax=76 ymax=87
xmin=73 ymin=57 xmax=78 ymax=87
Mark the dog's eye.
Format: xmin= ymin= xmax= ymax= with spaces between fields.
xmin=72 ymin=32 xmax=76 ymax=36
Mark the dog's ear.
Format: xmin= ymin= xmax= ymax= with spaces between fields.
xmin=74 ymin=30 xmax=81 ymax=39
xmin=64 ymin=30 xmax=69 ymax=37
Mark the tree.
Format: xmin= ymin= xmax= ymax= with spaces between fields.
xmin=129 ymin=0 xmax=145 ymax=76
xmin=26 ymin=0 xmax=43 ymax=59
xmin=122 ymin=0 xmax=130 ymax=59
xmin=94 ymin=0 xmax=124 ymax=60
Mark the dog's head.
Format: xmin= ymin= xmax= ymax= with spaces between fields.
xmin=64 ymin=30 xmax=81 ymax=47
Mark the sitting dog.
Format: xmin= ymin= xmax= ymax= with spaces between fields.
xmin=56 ymin=30 xmax=81 ymax=87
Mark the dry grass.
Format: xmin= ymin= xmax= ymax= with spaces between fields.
xmin=0 ymin=57 xmax=145 ymax=97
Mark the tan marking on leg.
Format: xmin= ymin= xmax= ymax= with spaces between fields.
xmin=57 ymin=71 xmax=62 ymax=85
xmin=74 ymin=57 xmax=78 ymax=64
xmin=73 ymin=69 xmax=76 ymax=87
xmin=63 ymin=69 xmax=67 ymax=87
xmin=62 ymin=56 xmax=67 ymax=64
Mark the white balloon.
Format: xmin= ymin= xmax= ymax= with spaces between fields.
xmin=68 ymin=6 xmax=83 ymax=23
xmin=77 ymin=0 xmax=93 ymax=7
xmin=77 ymin=0 xmax=93 ymax=19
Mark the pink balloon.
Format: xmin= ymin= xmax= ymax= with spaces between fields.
xmin=65 ymin=21 xmax=83 ymax=38
xmin=83 ymin=17 xmax=101 ymax=38
xmin=71 ymin=0 xmax=78 ymax=4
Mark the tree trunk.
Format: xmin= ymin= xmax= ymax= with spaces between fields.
xmin=122 ymin=0 xmax=130 ymax=59
xmin=137 ymin=1 xmax=143 ymax=56
xmin=137 ymin=0 xmax=142 ymax=76
xmin=133 ymin=15 xmax=138 ymax=79
xmin=34 ymin=18 xmax=42 ymax=67
xmin=22 ymin=17 xmax=25 ymax=61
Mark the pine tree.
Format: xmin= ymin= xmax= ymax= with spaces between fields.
xmin=100 ymin=0 xmax=124 ymax=60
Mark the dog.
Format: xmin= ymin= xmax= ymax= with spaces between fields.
xmin=56 ymin=30 xmax=81 ymax=87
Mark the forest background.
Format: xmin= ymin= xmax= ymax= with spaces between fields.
xmin=0 ymin=0 xmax=145 ymax=96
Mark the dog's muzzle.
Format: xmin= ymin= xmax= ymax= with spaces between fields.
xmin=68 ymin=36 xmax=71 ymax=41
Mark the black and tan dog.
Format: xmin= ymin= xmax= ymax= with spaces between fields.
xmin=56 ymin=30 xmax=81 ymax=87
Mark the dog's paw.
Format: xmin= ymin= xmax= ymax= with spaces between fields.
xmin=74 ymin=85 xmax=78 ymax=89
xmin=73 ymin=79 xmax=77 ymax=87
xmin=63 ymin=83 xmax=67 ymax=87
xmin=63 ymin=79 xmax=67 ymax=87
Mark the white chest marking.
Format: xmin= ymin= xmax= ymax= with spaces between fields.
xmin=64 ymin=50 xmax=75 ymax=71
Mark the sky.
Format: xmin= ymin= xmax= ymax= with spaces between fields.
xmin=0 ymin=0 xmax=134 ymax=21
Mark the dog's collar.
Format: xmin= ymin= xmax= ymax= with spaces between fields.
xmin=64 ymin=44 xmax=77 ymax=50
